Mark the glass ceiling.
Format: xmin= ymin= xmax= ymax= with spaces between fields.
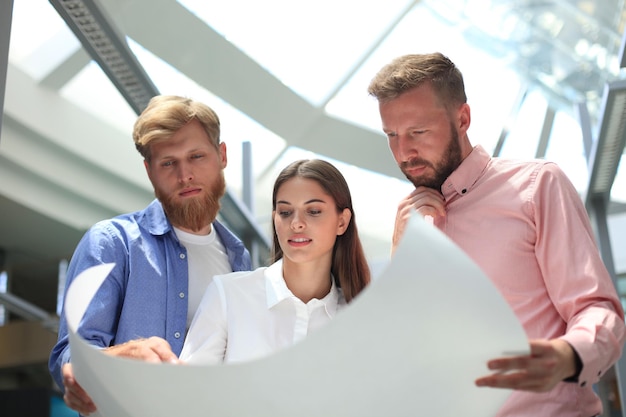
xmin=5 ymin=0 xmax=626 ymax=270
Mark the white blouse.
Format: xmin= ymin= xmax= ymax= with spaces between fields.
xmin=180 ymin=259 xmax=346 ymax=364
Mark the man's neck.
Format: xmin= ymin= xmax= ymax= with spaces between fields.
xmin=174 ymin=223 xmax=213 ymax=236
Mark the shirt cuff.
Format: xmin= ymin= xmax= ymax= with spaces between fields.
xmin=563 ymin=343 xmax=583 ymax=383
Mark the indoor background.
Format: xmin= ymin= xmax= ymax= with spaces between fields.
xmin=1 ymin=0 xmax=625 ymax=416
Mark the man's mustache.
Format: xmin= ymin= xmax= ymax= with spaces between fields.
xmin=400 ymin=158 xmax=433 ymax=170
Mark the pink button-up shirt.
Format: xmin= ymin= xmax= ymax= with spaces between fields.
xmin=434 ymin=145 xmax=625 ymax=417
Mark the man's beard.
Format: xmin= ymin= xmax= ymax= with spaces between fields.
xmin=400 ymin=122 xmax=463 ymax=191
xmin=156 ymin=172 xmax=226 ymax=232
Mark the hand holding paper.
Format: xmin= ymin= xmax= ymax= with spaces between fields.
xmin=61 ymin=363 xmax=97 ymax=415
xmin=65 ymin=214 xmax=528 ymax=417
xmin=476 ymin=338 xmax=577 ymax=392
xmin=102 ymin=337 xmax=180 ymax=364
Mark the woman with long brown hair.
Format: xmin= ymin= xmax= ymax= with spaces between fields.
xmin=180 ymin=159 xmax=370 ymax=364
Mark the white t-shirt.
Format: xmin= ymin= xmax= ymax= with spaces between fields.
xmin=179 ymin=259 xmax=346 ymax=364
xmin=173 ymin=227 xmax=232 ymax=329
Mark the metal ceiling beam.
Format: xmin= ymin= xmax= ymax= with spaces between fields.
xmin=586 ymin=79 xmax=626 ymax=201
xmin=493 ymin=85 xmax=529 ymax=157
xmin=535 ymin=106 xmax=555 ymax=159
xmin=320 ymin=0 xmax=420 ymax=107
xmin=49 ymin=0 xmax=158 ymax=114
xmin=576 ymin=101 xmax=594 ymax=160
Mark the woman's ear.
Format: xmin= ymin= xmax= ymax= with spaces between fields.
xmin=337 ymin=208 xmax=352 ymax=236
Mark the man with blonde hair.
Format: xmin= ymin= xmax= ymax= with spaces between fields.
xmin=49 ymin=95 xmax=251 ymax=415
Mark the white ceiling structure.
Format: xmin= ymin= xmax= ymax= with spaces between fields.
xmin=2 ymin=0 xmax=626 ymax=312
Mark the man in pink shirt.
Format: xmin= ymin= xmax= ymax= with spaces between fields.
xmin=367 ymin=52 xmax=626 ymax=416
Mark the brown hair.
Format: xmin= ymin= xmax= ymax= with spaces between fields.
xmin=271 ymin=159 xmax=370 ymax=302
xmin=368 ymin=52 xmax=467 ymax=109
xmin=132 ymin=95 xmax=221 ymax=162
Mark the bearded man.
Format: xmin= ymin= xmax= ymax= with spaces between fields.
xmin=49 ymin=95 xmax=251 ymax=416
xmin=368 ymin=52 xmax=625 ymax=417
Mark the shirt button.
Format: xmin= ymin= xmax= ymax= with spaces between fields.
xmin=174 ymin=332 xmax=181 ymax=339
xmin=179 ymin=292 xmax=185 ymax=299
xmin=580 ymin=381 xmax=587 ymax=387
xmin=461 ymin=188 xmax=467 ymax=194
xmin=179 ymin=253 xmax=186 ymax=259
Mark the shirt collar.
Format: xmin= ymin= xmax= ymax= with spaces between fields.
xmin=264 ymin=259 xmax=341 ymax=313
xmin=441 ymin=144 xmax=490 ymax=201
xmin=265 ymin=259 xmax=289 ymax=308
xmin=139 ymin=199 xmax=172 ymax=236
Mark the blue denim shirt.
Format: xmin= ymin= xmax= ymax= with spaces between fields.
xmin=48 ymin=199 xmax=251 ymax=391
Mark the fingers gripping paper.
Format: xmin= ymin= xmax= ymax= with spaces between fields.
xmin=65 ymin=214 xmax=528 ymax=417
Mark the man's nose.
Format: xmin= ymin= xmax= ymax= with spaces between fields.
xmin=177 ymin=163 xmax=193 ymax=183
xmin=396 ymin=134 xmax=417 ymax=162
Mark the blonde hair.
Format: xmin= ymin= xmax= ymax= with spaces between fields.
xmin=132 ymin=95 xmax=221 ymax=161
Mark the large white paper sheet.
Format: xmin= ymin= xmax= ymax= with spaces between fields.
xmin=66 ymin=214 xmax=528 ymax=417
